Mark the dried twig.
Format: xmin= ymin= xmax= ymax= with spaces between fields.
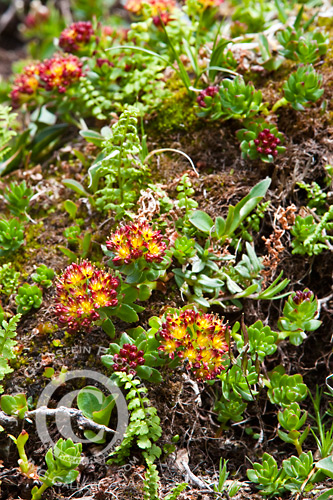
xmin=0 ymin=406 xmax=116 ymax=435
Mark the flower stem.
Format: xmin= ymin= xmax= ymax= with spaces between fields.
xmin=31 ymin=481 xmax=49 ymax=500
xmin=272 ymin=97 xmax=288 ymax=113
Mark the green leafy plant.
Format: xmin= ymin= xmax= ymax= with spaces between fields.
xmin=278 ymin=403 xmax=309 ymax=455
xmin=0 ymin=104 xmax=17 ymax=162
xmin=63 ymin=225 xmax=81 ymax=245
xmin=232 ymin=320 xmax=278 ymax=362
xmin=8 ymin=430 xmax=37 ymax=478
xmin=290 ymin=207 xmax=333 ymax=256
xmin=257 ymin=33 xmax=284 ymax=71
xmin=175 ymin=173 xmax=198 ymax=223
xmin=0 ymin=263 xmax=20 ymax=296
xmin=0 ymin=218 xmax=24 ymax=257
xmin=309 ymin=388 xmax=333 ymax=459
xmin=0 ymin=314 xmax=21 ymax=393
xmin=214 ymin=388 xmax=248 ymax=427
xmin=265 ymin=365 xmax=308 ymax=406
xmin=189 ymin=178 xmax=271 ymax=244
xmin=213 ymin=458 xmax=241 ymax=497
xmin=143 ymin=463 xmax=187 ymax=500
xmin=215 ymin=356 xmax=258 ymax=426
xmin=1 ymin=393 xmax=28 ymax=419
xmin=102 ymin=323 xmax=171 ymax=384
xmin=277 ymin=289 xmax=321 ymax=345
xmin=15 ymin=284 xmax=43 ymax=315
xmin=277 ymin=26 xmax=328 ymax=63
xmin=173 ymin=236 xmax=289 ymax=308
xmin=31 ymin=264 xmax=55 ymax=288
xmin=297 ymin=181 xmax=327 ymax=213
xmin=273 ymin=64 xmax=324 ymax=112
xmin=282 ymin=451 xmax=314 ymax=493
xmin=89 ymin=107 xmax=149 ymax=218
xmin=236 ymin=121 xmax=286 ymax=163
xmin=199 ymin=76 xmax=264 ymax=121
xmin=108 ymin=372 xmax=162 ymax=465
xmin=247 ymin=451 xmax=316 ymax=496
xmin=172 ymin=235 xmax=196 ymax=265
xmin=231 ymin=0 xmax=272 ymax=33
xmin=31 ymin=438 xmax=82 ymax=500
xmin=63 ymin=199 xmax=78 ymax=220
xmin=172 ymin=239 xmax=225 ymax=307
xmin=60 ymin=225 xmax=92 ymax=262
xmin=3 ymin=181 xmax=33 ymax=220
xmin=76 ymin=386 xmax=117 ymax=443
xmin=247 ymin=453 xmax=286 ymax=497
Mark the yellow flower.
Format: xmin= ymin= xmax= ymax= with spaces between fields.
xmin=172 ymin=325 xmax=187 ymax=340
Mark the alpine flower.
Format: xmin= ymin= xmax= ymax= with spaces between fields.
xmin=157 ymin=309 xmax=229 ymax=380
xmin=55 ymin=261 xmax=120 ymax=332
xmin=254 ymin=128 xmax=281 ymax=157
xmin=112 ymin=343 xmax=145 ymax=374
xmin=106 ymin=220 xmax=167 ymax=266
xmin=59 ymin=22 xmax=94 ymax=53
xmin=197 ymin=86 xmax=219 ymax=108
xmin=291 ymin=289 xmax=314 ymax=305
xmin=38 ymin=54 xmax=83 ymax=93
xmin=10 ymin=64 xmax=41 ymax=107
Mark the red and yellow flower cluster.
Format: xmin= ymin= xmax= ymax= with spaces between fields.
xmin=106 ymin=220 xmax=167 ymax=266
xmin=10 ymin=55 xmax=83 ymax=106
xmin=10 ymin=64 xmax=40 ymax=106
xmin=158 ymin=309 xmax=229 ymax=380
xmin=59 ymin=22 xmax=94 ymax=53
xmin=55 ymin=261 xmax=120 ymax=332
xmin=38 ymin=55 xmax=83 ymax=93
xmin=125 ymin=0 xmax=176 ymax=25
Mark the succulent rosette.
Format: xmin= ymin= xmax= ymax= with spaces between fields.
xmin=197 ymin=77 xmax=263 ymax=121
xmin=157 ymin=309 xmax=230 ymax=380
xmin=283 ymin=64 xmax=323 ymax=110
xmin=277 ymin=27 xmax=328 ymax=64
xmin=55 ymin=260 xmax=120 ymax=332
xmin=277 ymin=288 xmax=321 ymax=346
xmin=236 ymin=121 xmax=286 ymax=163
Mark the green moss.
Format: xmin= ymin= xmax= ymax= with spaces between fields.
xmin=0 ymin=222 xmax=45 ymax=275
xmin=25 ymin=222 xmax=43 ymax=249
xmin=318 ymin=16 xmax=333 ymax=29
xmin=148 ymin=87 xmax=199 ymax=133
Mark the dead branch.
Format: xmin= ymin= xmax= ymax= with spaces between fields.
xmin=0 ymin=406 xmax=116 ymax=436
